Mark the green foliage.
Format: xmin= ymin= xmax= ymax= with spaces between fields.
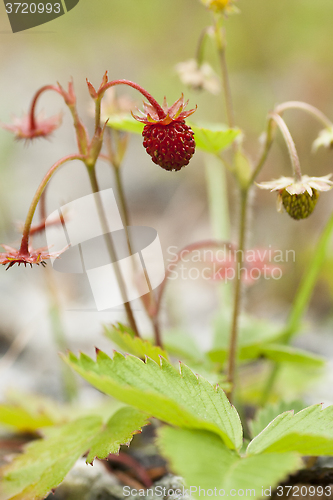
xmin=209 ymin=311 xmax=285 ymax=363
xmin=209 ymin=311 xmax=324 ymax=367
xmin=249 ymin=401 xmax=305 ymax=438
xmin=157 ymin=427 xmax=301 ymax=499
xmin=85 ymin=407 xmax=148 ymax=464
xmin=189 ymin=123 xmax=240 ymax=154
xmin=107 ymin=113 xmax=144 ymax=134
xmin=104 ymin=323 xmax=169 ymax=363
xmin=247 ymin=405 xmax=333 ymax=455
xmin=0 ymin=408 xmax=148 ymax=500
xmin=62 ymin=350 xmax=243 ymax=450
xmin=0 ymin=403 xmax=56 ymax=432
xmin=107 ymin=114 xmax=240 ymax=154
xmin=258 ymin=344 xmax=324 ymax=367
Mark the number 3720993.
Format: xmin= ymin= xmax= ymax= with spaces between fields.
xmin=5 ymin=3 xmax=61 ymax=14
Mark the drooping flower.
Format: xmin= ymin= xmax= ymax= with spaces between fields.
xmin=1 ymin=112 xmax=62 ymax=141
xmin=257 ymin=175 xmax=333 ymax=220
xmin=175 ymin=59 xmax=221 ymax=95
xmin=0 ymin=245 xmax=62 ymax=270
xmin=133 ymin=94 xmax=196 ymax=171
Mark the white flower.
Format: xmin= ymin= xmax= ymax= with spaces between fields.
xmin=175 ymin=59 xmax=221 ymax=95
xmin=256 ymin=174 xmax=333 ymax=197
xmin=312 ymin=128 xmax=333 ymax=152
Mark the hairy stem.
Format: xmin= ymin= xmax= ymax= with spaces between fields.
xmin=269 ymin=113 xmax=302 ymax=182
xmin=275 ymin=101 xmax=333 ymax=129
xmin=98 ymin=80 xmax=166 ymax=120
xmin=19 ymin=154 xmax=85 ymax=256
xmin=29 ymin=85 xmax=62 ymax=130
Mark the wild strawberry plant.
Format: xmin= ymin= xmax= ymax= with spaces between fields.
xmin=1 ymin=0 xmax=333 ymax=499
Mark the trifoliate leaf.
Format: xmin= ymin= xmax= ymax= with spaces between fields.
xmin=62 ymin=350 xmax=243 ymax=450
xmin=104 ymin=323 xmax=168 ymax=363
xmin=157 ymin=427 xmax=301 ymax=499
xmin=249 ymin=401 xmax=305 ymax=438
xmin=0 ymin=408 xmax=147 ymax=500
xmin=247 ymin=404 xmax=333 ymax=456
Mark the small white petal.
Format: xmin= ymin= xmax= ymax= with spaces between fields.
xmin=286 ymin=183 xmax=306 ymax=195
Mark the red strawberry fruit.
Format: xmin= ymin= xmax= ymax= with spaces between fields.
xmin=133 ymin=95 xmax=196 ymax=171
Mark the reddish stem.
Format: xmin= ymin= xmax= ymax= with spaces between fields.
xmin=153 ymin=240 xmax=235 ymax=318
xmin=98 ymin=80 xmax=166 ymax=120
xmin=107 ymin=453 xmax=153 ymax=488
xmin=29 ymin=85 xmax=62 ymax=130
xmin=19 ymin=154 xmax=85 ymax=256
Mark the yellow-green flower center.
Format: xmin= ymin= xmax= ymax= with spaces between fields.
xmin=281 ymin=189 xmax=319 ymax=220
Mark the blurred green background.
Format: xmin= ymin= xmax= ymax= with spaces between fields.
xmin=1 ymin=0 xmax=333 ymax=399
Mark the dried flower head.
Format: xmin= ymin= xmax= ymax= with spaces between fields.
xmin=175 ymin=59 xmax=221 ymax=95
xmin=1 ymin=112 xmax=62 ymax=141
xmin=133 ymin=94 xmax=197 ymax=171
xmin=257 ymin=175 xmax=333 ymax=220
xmin=0 ymin=245 xmax=62 ymax=270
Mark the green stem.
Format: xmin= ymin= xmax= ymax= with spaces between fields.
xmin=215 ymin=23 xmax=235 ymax=131
xmin=226 ymin=188 xmax=249 ymax=402
xmin=19 ymin=154 xmax=85 ymax=256
xmin=269 ymin=113 xmax=302 ymax=182
xmin=196 ymin=27 xmax=210 ymax=65
xmin=250 ymin=118 xmax=275 ymax=184
xmin=275 ymin=101 xmax=333 ymax=129
xmin=87 ymin=167 xmax=140 ymax=338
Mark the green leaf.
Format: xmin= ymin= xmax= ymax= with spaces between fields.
xmin=86 ymin=407 xmax=148 ymax=464
xmin=106 ymin=114 xmax=240 ymax=154
xmin=259 ymin=344 xmax=325 ymax=367
xmin=107 ymin=113 xmax=144 ymax=134
xmin=163 ymin=330 xmax=204 ymax=364
xmin=247 ymin=404 xmax=333 ymax=456
xmin=0 ymin=404 xmax=56 ymax=432
xmin=0 ymin=416 xmax=102 ymax=500
xmin=104 ymin=323 xmax=168 ymax=363
xmin=189 ymin=122 xmax=240 ymax=154
xmin=62 ymin=350 xmax=243 ymax=450
xmin=249 ymin=401 xmax=305 ymax=438
xmin=0 ymin=408 xmax=147 ymax=500
xmin=157 ymin=427 xmax=301 ymax=499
